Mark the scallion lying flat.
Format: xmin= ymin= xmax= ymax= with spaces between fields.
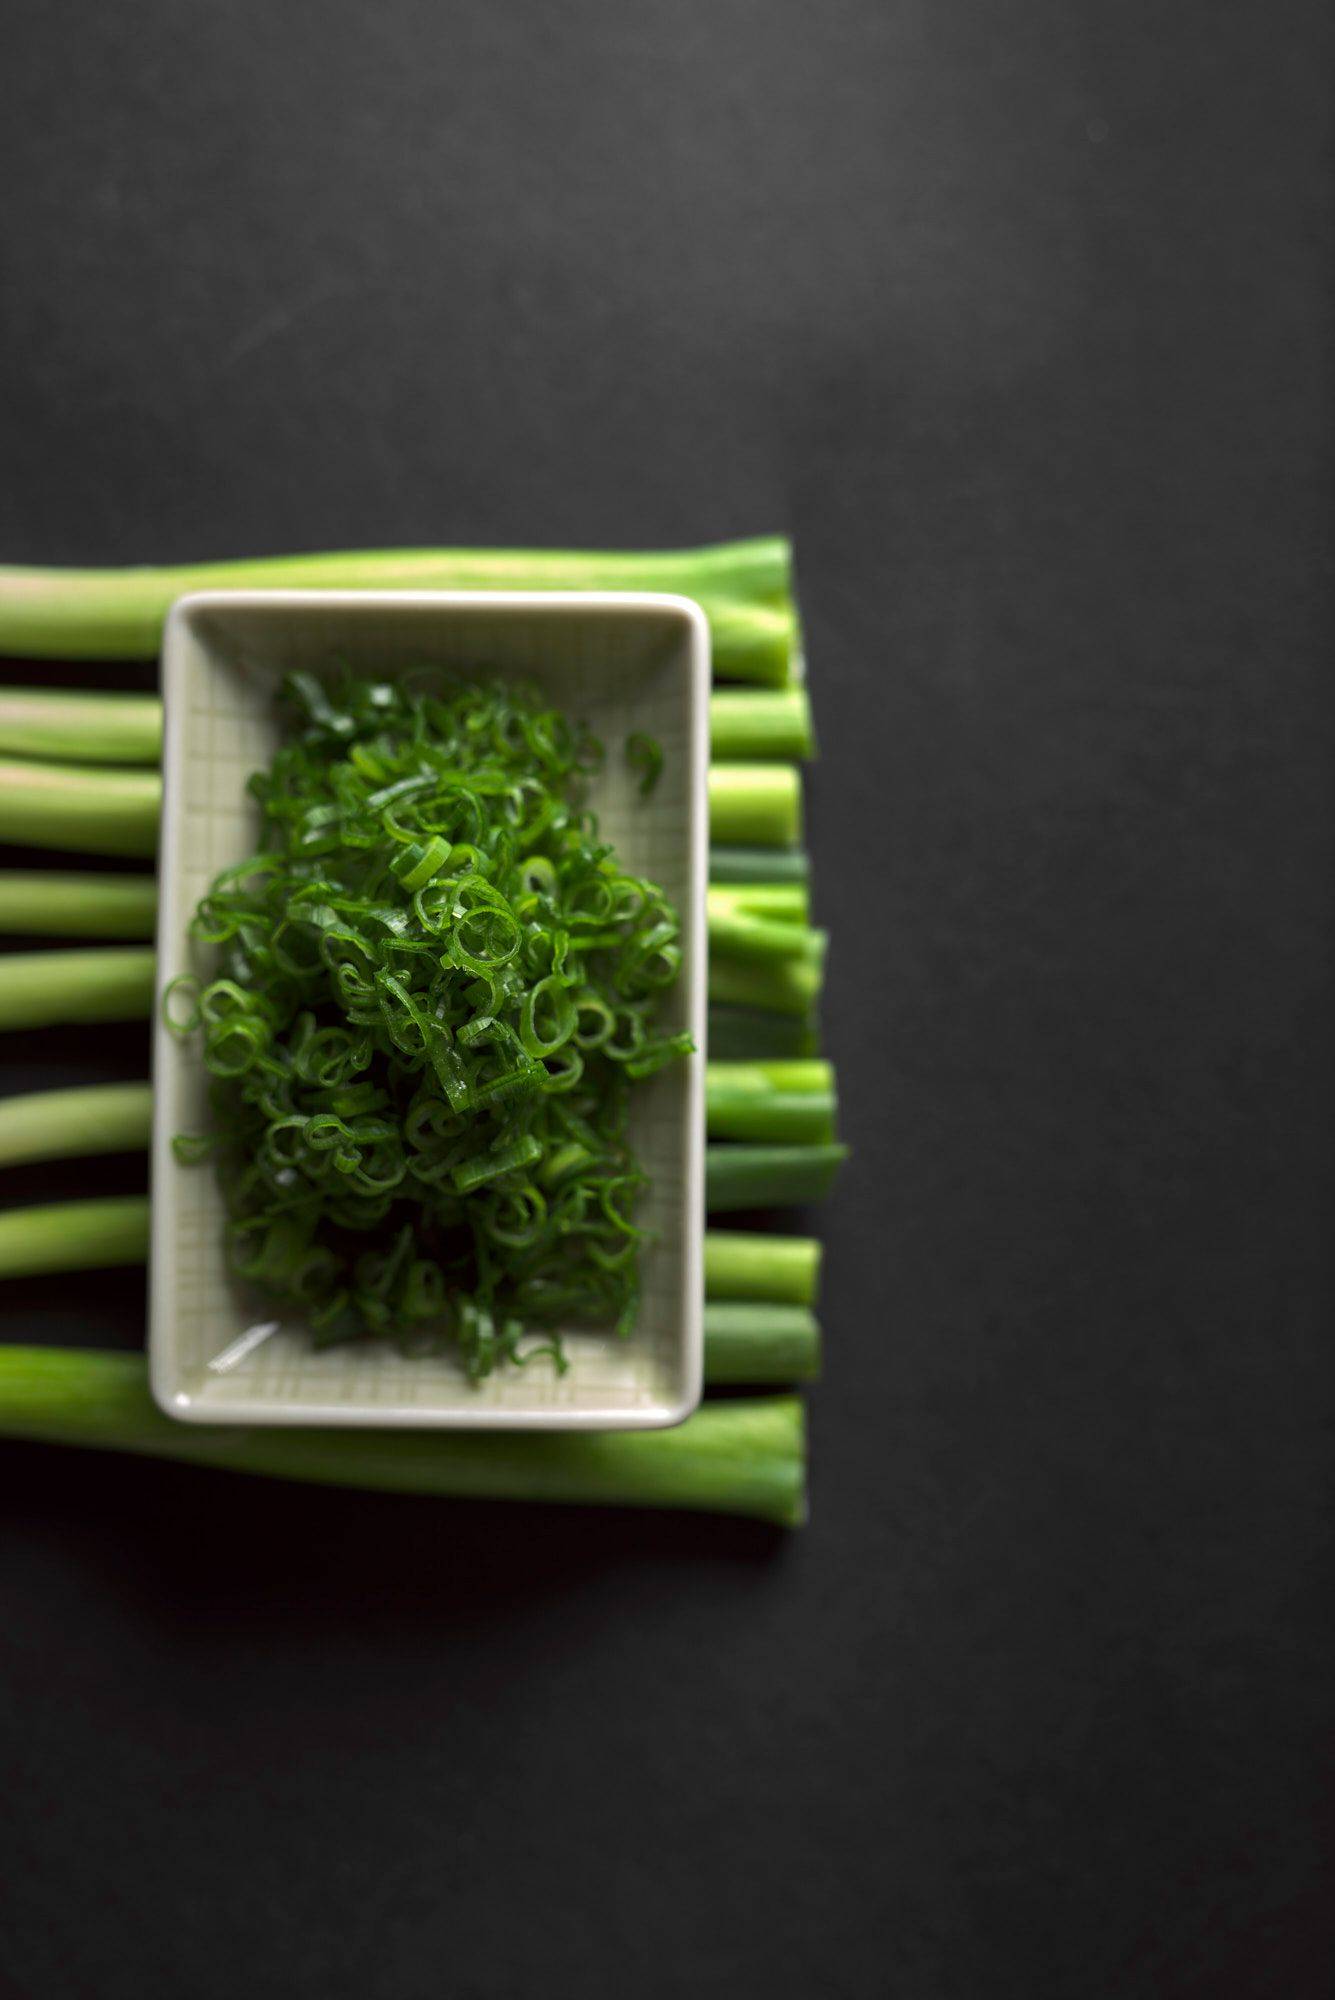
xmin=0 ymin=537 xmax=799 ymax=684
xmin=0 ymin=1188 xmax=819 ymax=1313
xmin=0 ymin=684 xmax=813 ymax=768
xmin=0 ymin=687 xmax=162 ymax=764
xmin=0 ymin=759 xmax=160 ymax=858
xmin=0 ymin=760 xmax=800 ymax=858
xmin=0 ymin=1198 xmax=150 ymax=1277
xmin=0 ymin=1347 xmax=806 ymax=1525
xmin=0 ymin=871 xmax=157 ymax=939
xmin=0 ymin=1067 xmax=840 ymax=1170
xmin=0 ymin=948 xmax=156 ymax=1031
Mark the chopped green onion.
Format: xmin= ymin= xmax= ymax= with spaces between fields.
xmin=625 ymin=732 xmax=663 ymax=797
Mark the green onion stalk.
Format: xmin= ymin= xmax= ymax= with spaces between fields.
xmin=0 ymin=871 xmax=158 ymax=939
xmin=0 ymin=1347 xmax=806 ymax=1525
xmin=0 ymin=538 xmax=800 ymax=686
xmin=0 ymin=688 xmax=163 ymax=764
xmin=0 ymin=684 xmax=813 ymax=768
xmin=0 ymin=895 xmax=822 ymax=1055
xmin=706 ymin=1005 xmax=818 ymax=1061
xmin=0 ymin=760 xmax=799 ymax=856
xmin=704 ymin=1143 xmax=849 ymax=1211
xmin=0 ymin=948 xmax=156 ymax=1031
xmin=0 ymin=1197 xmax=819 ymax=1388
xmin=0 ymin=759 xmax=159 ymax=859
xmin=0 ymin=870 xmax=821 ymax=987
xmin=708 ymin=846 xmax=810 ymax=888
xmin=0 ymin=1063 xmax=837 ymax=1166
xmin=0 ymin=1199 xmax=818 ymax=1392
xmin=0 ymin=934 xmax=825 ymax=1032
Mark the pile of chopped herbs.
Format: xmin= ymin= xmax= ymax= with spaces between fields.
xmin=168 ymin=670 xmax=692 ymax=1378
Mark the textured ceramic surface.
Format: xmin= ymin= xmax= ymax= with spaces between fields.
xmin=150 ymin=591 xmax=708 ymax=1429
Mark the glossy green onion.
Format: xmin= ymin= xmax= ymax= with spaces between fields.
xmin=0 ymin=1083 xmax=153 ymax=1167
xmin=707 ymin=764 xmax=802 ymax=847
xmin=703 ymin=1302 xmax=821 ymax=1384
xmin=709 ymin=688 xmax=814 ymax=761
xmin=703 ymin=1230 xmax=822 ymax=1306
xmin=0 ymin=687 xmax=162 ymax=763
xmin=0 ymin=1198 xmax=149 ymax=1277
xmin=0 ymin=948 xmax=156 ymax=1031
xmin=704 ymin=1060 xmax=837 ymax=1144
xmin=706 ymin=1143 xmax=848 ymax=1211
xmin=709 ymin=846 xmax=810 ymax=888
xmin=0 ymin=759 xmax=160 ymax=859
xmin=0 ymin=538 xmax=799 ymax=686
xmin=0 ymin=871 xmax=157 ymax=938
xmin=0 ymin=1348 xmax=807 ymax=1526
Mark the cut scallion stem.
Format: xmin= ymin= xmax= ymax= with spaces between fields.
xmin=704 ymin=1060 xmax=837 ymax=1144
xmin=0 ymin=688 xmax=162 ymax=764
xmin=0 ymin=1347 xmax=807 ymax=1526
xmin=708 ymin=903 xmax=818 ymax=968
xmin=709 ymin=883 xmax=808 ymax=926
xmin=0 ymin=1082 xmax=153 ymax=1167
xmin=0 ymin=539 xmax=798 ymax=685
xmin=707 ymin=1005 xmax=819 ymax=1061
xmin=708 ymin=764 xmax=802 ymax=847
xmin=709 ymin=845 xmax=811 ymax=888
xmin=709 ymin=688 xmax=814 ymax=761
xmin=703 ymin=1302 xmax=821 ymax=1384
xmin=707 ymin=942 xmax=825 ymax=1018
xmin=0 ymin=948 xmax=156 ymax=1031
xmin=706 ymin=1142 xmax=848 ymax=1211
xmin=0 ymin=871 xmax=157 ymax=939
xmin=703 ymin=1231 xmax=821 ymax=1306
xmin=0 ymin=1197 xmax=149 ymax=1278
xmin=0 ymin=759 xmax=160 ymax=858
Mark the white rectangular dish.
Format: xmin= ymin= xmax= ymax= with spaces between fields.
xmin=150 ymin=589 xmax=708 ymax=1429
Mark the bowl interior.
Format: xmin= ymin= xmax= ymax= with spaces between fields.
xmin=150 ymin=592 xmax=706 ymax=1428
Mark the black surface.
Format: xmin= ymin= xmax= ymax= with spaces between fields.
xmin=2 ymin=4 xmax=1333 ymax=1995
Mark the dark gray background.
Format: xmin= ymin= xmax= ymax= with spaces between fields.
xmin=1 ymin=3 xmax=1332 ymax=1994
